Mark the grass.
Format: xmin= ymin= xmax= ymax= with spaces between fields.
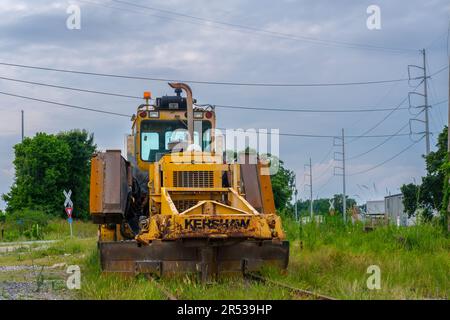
xmin=78 ymin=216 xmax=449 ymax=300
xmin=79 ymin=249 xmax=293 ymax=300
xmin=273 ymin=215 xmax=450 ymax=299
xmin=43 ymin=219 xmax=98 ymax=240
xmin=0 ymin=218 xmax=97 ymax=298
xmin=1 ymin=216 xmax=448 ymax=300
xmin=0 ymin=217 xmax=98 ymax=242
xmin=0 ymin=220 xmax=97 ymax=300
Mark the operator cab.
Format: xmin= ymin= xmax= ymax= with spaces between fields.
xmin=131 ymin=86 xmax=216 ymax=169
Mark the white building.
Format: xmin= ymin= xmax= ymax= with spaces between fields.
xmin=364 ymin=194 xmax=415 ymax=227
xmin=366 ymin=200 xmax=385 ymax=215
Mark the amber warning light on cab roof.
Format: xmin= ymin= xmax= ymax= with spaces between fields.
xmin=143 ymin=91 xmax=151 ymax=103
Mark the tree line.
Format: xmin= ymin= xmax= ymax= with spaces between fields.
xmin=401 ymin=126 xmax=448 ymax=227
xmin=2 ymin=126 xmax=448 ymax=230
xmin=2 ymin=130 xmax=96 ymax=220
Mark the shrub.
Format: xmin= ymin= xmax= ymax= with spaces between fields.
xmin=4 ymin=209 xmax=49 ymax=240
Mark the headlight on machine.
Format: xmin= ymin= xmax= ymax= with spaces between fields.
xmin=149 ymin=111 xmax=159 ymax=118
xmin=193 ymin=111 xmax=203 ymax=119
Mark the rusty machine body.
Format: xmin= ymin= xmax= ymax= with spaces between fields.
xmin=89 ymin=83 xmax=289 ymax=281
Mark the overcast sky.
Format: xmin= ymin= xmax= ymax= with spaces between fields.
xmin=0 ymin=0 xmax=449 ymax=209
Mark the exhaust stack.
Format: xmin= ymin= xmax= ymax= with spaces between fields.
xmin=168 ymin=82 xmax=194 ymax=146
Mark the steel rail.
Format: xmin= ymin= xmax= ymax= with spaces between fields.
xmin=145 ymin=276 xmax=179 ymax=300
xmin=245 ymin=272 xmax=337 ymax=300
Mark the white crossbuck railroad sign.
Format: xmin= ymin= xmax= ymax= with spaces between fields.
xmin=63 ymin=189 xmax=73 ymax=208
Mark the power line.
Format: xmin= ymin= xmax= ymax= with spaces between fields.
xmin=0 ymin=75 xmax=417 ymax=112
xmin=348 ymin=136 xmax=424 ymax=176
xmin=0 ymin=61 xmax=412 ymax=88
xmin=345 ymin=80 xmax=402 ymax=135
xmin=309 ymin=143 xmax=335 ymax=183
xmin=428 ymin=77 xmax=446 ymax=126
xmin=346 ymin=122 xmax=411 ymax=160
xmin=425 ymin=30 xmax=449 ymax=50
xmin=0 ymin=89 xmax=423 ymax=139
xmin=347 ymin=80 xmax=423 ymax=144
xmin=426 ymin=59 xmax=445 ymax=127
xmin=0 ymin=91 xmax=131 ymax=117
xmin=78 ymin=0 xmax=272 ymax=41
xmin=345 ymin=101 xmax=446 ymax=160
xmin=107 ymin=0 xmax=416 ymax=53
xmin=215 ymin=127 xmax=412 ymax=139
xmin=0 ymin=76 xmax=141 ymax=99
xmin=346 ymin=58 xmax=447 ymax=145
xmin=315 ymin=174 xmax=334 ymax=198
xmin=314 ymin=160 xmax=334 ymax=181
xmin=0 ymin=74 xmax=443 ymax=114
xmin=264 ymin=132 xmax=412 ymax=139
xmin=346 ymin=61 xmax=449 ymax=159
xmin=430 ymin=64 xmax=449 ymax=77
xmin=209 ymin=103 xmax=411 ymax=113
xmin=317 ymin=143 xmax=335 ymax=164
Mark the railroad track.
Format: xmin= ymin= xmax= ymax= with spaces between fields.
xmin=146 ymin=276 xmax=179 ymax=300
xmin=245 ymin=272 xmax=337 ymax=300
xmin=148 ymin=273 xmax=337 ymax=301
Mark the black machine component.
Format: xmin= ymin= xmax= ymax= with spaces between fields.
xmin=156 ymin=88 xmax=197 ymax=110
xmin=156 ymin=95 xmax=187 ymax=110
xmin=121 ymin=177 xmax=147 ymax=239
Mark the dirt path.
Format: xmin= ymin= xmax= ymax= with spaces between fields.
xmin=0 ymin=240 xmax=57 ymax=254
xmin=0 ymin=281 xmax=72 ymax=300
xmin=0 ymin=240 xmax=77 ymax=300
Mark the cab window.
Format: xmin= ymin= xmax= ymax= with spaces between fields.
xmin=140 ymin=120 xmax=212 ymax=162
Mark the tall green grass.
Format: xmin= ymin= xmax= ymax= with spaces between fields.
xmin=282 ymin=214 xmax=449 ymax=253
xmin=77 ymin=215 xmax=449 ymax=300
xmin=275 ymin=214 xmax=449 ymax=299
xmin=0 ymin=218 xmax=97 ymax=242
xmin=79 ymin=249 xmax=293 ymax=300
xmin=44 ymin=219 xmax=97 ymax=240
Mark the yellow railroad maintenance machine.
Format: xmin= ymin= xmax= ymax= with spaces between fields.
xmin=89 ymin=83 xmax=289 ymax=281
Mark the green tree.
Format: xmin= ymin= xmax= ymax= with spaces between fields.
xmin=270 ymin=158 xmax=295 ymax=211
xmin=313 ymin=198 xmax=332 ymax=214
xmin=400 ymin=183 xmax=420 ymax=217
xmin=331 ymin=194 xmax=356 ymax=216
xmin=3 ymin=133 xmax=71 ymax=215
xmin=295 ymin=198 xmax=332 ymax=216
xmin=2 ymin=130 xmax=96 ymax=219
xmin=401 ymin=126 xmax=447 ymax=223
xmin=58 ymin=130 xmax=96 ymax=218
xmin=294 ymin=196 xmax=357 ymax=217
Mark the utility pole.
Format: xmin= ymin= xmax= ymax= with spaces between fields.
xmin=304 ymin=160 xmax=313 ymax=221
xmin=309 ymin=157 xmax=313 ymax=219
xmin=21 ymin=110 xmax=24 ymax=142
xmin=408 ymin=49 xmax=431 ymax=155
xmin=293 ymin=173 xmax=298 ymax=221
xmin=422 ymin=49 xmax=430 ymax=155
xmin=342 ymin=129 xmax=347 ymax=223
xmin=333 ymin=129 xmax=347 ymax=223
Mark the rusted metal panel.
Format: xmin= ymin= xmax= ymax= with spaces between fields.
xmin=103 ymin=150 xmax=122 ymax=213
xmin=99 ymin=239 xmax=289 ymax=277
xmin=102 ymin=150 xmax=129 ymax=214
xmin=90 ymin=150 xmax=130 ymax=219
xmin=89 ymin=154 xmax=104 ymax=214
xmin=239 ymin=162 xmax=263 ymax=212
xmin=258 ymin=162 xmax=276 ymax=214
